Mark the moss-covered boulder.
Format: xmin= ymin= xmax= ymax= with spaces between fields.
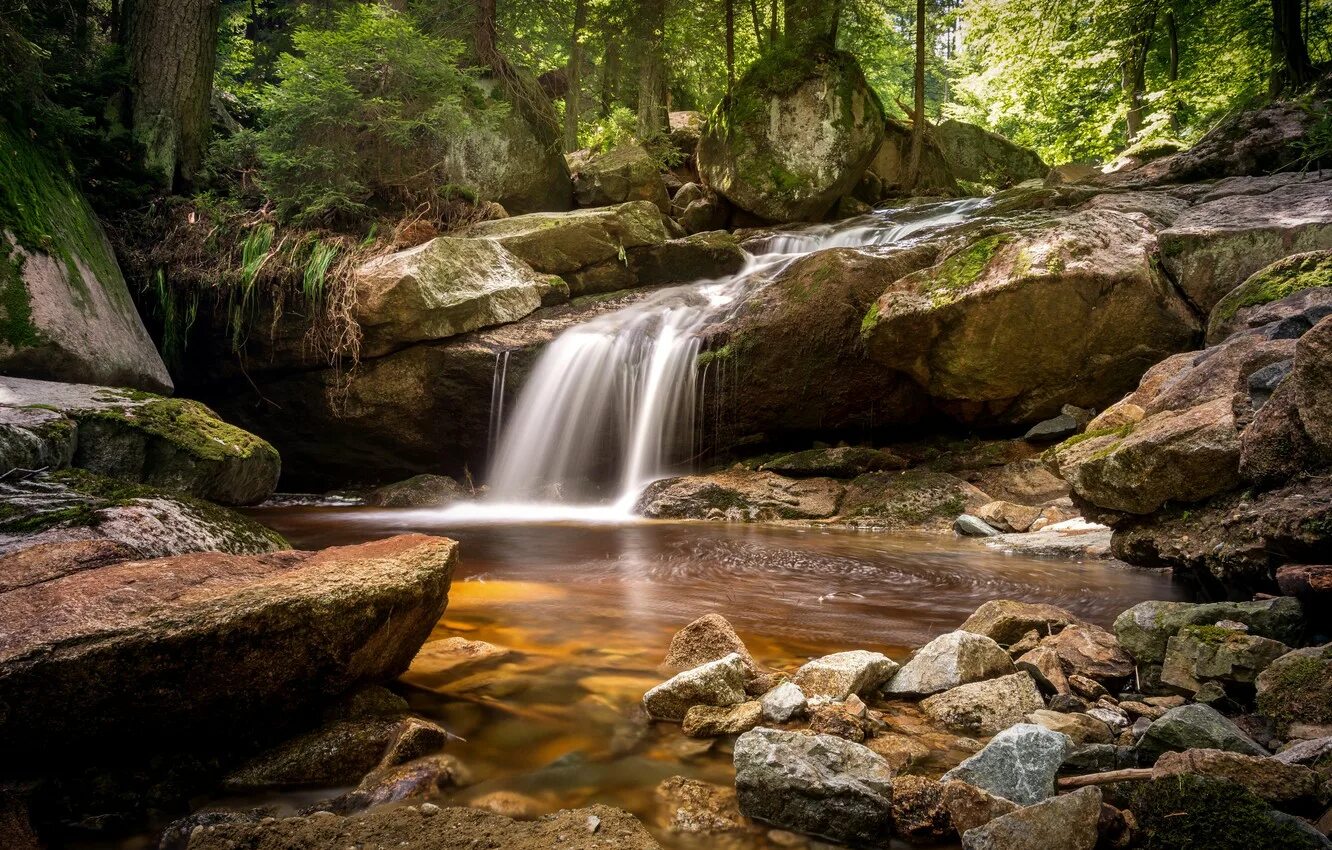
xmin=1207 ymin=251 xmax=1332 ymax=344
xmin=354 ymin=236 xmax=564 ymax=357
xmin=862 ymin=205 xmax=1199 ymax=425
xmin=932 ymin=119 xmax=1048 ymax=188
xmin=633 ymin=469 xmax=844 ymax=521
xmin=0 ymin=469 xmax=287 ymax=557
xmin=758 ymin=446 xmax=908 ymax=478
xmin=1256 ymin=644 xmax=1332 ymax=734
xmin=698 ymin=50 xmax=885 ymax=222
xmin=865 ymin=118 xmax=958 ymax=197
xmin=365 ymin=474 xmax=468 ymax=508
xmin=1160 ymin=173 xmax=1332 ymax=314
xmin=0 ymin=122 xmax=171 ymax=392
xmin=1 ymin=376 xmax=279 ymax=505
xmin=0 ymin=405 xmax=76 ymax=473
xmin=1129 ymin=775 xmax=1327 ymax=850
xmin=838 ymin=470 xmax=990 ymax=532
xmin=570 ymin=141 xmax=670 ymax=212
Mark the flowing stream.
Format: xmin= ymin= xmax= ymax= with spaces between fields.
xmin=444 ymin=197 xmax=989 ymax=521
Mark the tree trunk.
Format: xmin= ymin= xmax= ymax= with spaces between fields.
xmin=1165 ymin=7 xmax=1179 ymax=132
xmin=905 ymin=0 xmax=926 ymax=189
xmin=783 ymin=0 xmax=837 ymax=49
xmin=474 ymin=0 xmax=500 ymax=68
xmin=1123 ymin=10 xmax=1156 ymax=144
xmin=125 ymin=0 xmax=222 ymax=189
xmin=748 ymin=0 xmax=763 ymax=47
xmin=768 ymin=0 xmax=778 ymax=45
xmin=636 ymin=0 xmax=668 ymax=137
xmin=1270 ymin=0 xmax=1316 ymax=95
xmin=726 ymin=0 xmax=735 ymax=95
xmin=565 ymin=0 xmax=588 ymax=152
xmin=601 ymin=33 xmax=620 ymax=117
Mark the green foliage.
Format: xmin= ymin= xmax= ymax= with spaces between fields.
xmin=255 ymin=5 xmax=483 ymax=225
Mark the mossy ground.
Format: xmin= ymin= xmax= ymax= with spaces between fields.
xmin=914 ymin=233 xmax=1014 ymax=308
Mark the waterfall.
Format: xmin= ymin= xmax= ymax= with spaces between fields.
xmin=443 ymin=197 xmax=989 ymax=521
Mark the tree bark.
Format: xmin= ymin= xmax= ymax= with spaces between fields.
xmin=748 ymin=0 xmax=763 ymax=47
xmin=474 ymin=0 xmax=500 ymax=68
xmin=905 ymin=0 xmax=926 ymax=189
xmin=601 ymin=33 xmax=620 ymax=117
xmin=1270 ymin=0 xmax=1316 ymax=95
xmin=726 ymin=0 xmax=736 ymax=95
xmin=768 ymin=0 xmax=778 ymax=45
xmin=1165 ymin=7 xmax=1179 ymax=132
xmin=125 ymin=0 xmax=222 ymax=189
xmin=565 ymin=0 xmax=588 ymax=152
xmin=636 ymin=0 xmax=668 ymax=137
xmin=1123 ymin=9 xmax=1156 ymax=144
xmin=1058 ymin=769 xmax=1154 ymax=789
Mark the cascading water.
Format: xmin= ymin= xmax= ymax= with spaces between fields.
xmin=442 ymin=197 xmax=989 ymax=521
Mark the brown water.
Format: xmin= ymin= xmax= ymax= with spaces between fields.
xmin=217 ymin=507 xmax=1190 ymax=849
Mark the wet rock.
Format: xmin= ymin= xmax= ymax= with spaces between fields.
xmin=404 ymin=637 xmax=515 ymax=684
xmin=321 ymin=753 xmax=467 ymax=814
xmin=1136 ymin=703 xmax=1267 ymax=762
xmin=0 ymin=534 xmax=456 ymax=766
xmin=961 ymin=786 xmax=1101 ymax=850
xmin=942 ymin=723 xmax=1073 ymax=805
xmin=571 ymin=141 xmax=670 ymax=212
xmin=955 ymin=514 xmax=1001 ymax=537
xmin=808 ymin=703 xmax=868 ymax=742
xmin=960 ymin=600 xmax=1085 ymax=647
xmin=1113 ymin=598 xmax=1306 ymax=666
xmin=865 ymin=732 xmax=930 ymax=771
xmin=0 ymin=405 xmax=77 ymax=473
xmin=654 ymin=776 xmax=749 ymax=835
xmin=759 ymin=446 xmax=909 ymax=479
xmin=470 ymin=790 xmax=542 ymax=818
xmin=365 ymin=475 xmax=468 ymax=508
xmin=1152 ymin=748 xmax=1319 ymax=809
xmin=0 ymin=376 xmax=279 ymax=505
xmin=682 ymin=701 xmax=763 ymax=737
xmin=732 ymin=727 xmax=895 ymax=845
xmin=890 ymin=775 xmax=952 ymax=843
xmin=974 ymin=501 xmax=1042 ymax=533
xmin=793 ymin=650 xmax=899 ymax=699
xmin=662 ymin=613 xmax=757 ymax=675
xmin=0 ymin=538 xmax=139 ymax=594
xmin=1015 ymin=645 xmax=1071 ymax=695
xmin=841 ymin=471 xmax=991 ymax=532
xmin=1025 ymin=709 xmax=1113 ymax=745
xmin=760 ymin=681 xmax=808 ymax=723
xmin=1160 ymin=625 xmax=1289 ymax=694
xmin=885 ymin=630 xmax=1016 ymax=696
xmin=1256 ymin=644 xmax=1332 ymax=734
xmin=984 ymin=521 xmax=1114 ymax=560
xmin=1024 ymin=413 xmax=1081 ymax=442
xmin=921 ymin=672 xmax=1047 ymax=736
xmin=633 ymin=470 xmax=844 ymax=521
xmin=1042 ymin=625 xmax=1134 ymax=683
xmin=643 ymin=653 xmax=749 ymax=721
xmin=184 ymin=803 xmax=662 ymax=850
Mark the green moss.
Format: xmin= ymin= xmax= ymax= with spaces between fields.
xmin=916 ymin=234 xmax=1014 ymax=306
xmin=1179 ymin=624 xmax=1242 ymax=645
xmin=78 ymin=395 xmax=274 ymax=462
xmin=1131 ymin=775 xmax=1314 ymax=850
xmin=697 ymin=343 xmax=733 ymax=368
xmin=1211 ymin=251 xmax=1332 ymax=326
xmin=0 ymin=238 xmax=40 ymax=347
xmin=1256 ymin=652 xmax=1332 ymax=726
xmin=859 ymin=302 xmax=882 ymax=339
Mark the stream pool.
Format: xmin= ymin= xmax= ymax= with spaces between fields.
xmin=212 ymin=507 xmax=1191 ymax=850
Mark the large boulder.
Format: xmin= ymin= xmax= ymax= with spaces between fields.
xmin=0 ymin=404 xmax=76 ymax=472
xmin=933 ymin=119 xmax=1048 ymax=189
xmin=0 ymin=534 xmax=456 ymax=763
xmin=1206 ymin=250 xmax=1332 ymax=345
xmin=839 ymin=470 xmax=990 ymax=531
xmin=1152 ymin=748 xmax=1320 ymax=808
xmin=0 ymin=122 xmax=172 ymax=392
xmin=793 ymin=650 xmax=898 ymax=699
xmin=733 ymin=727 xmax=895 ymax=845
xmin=885 ymin=630 xmax=1016 ymax=696
xmin=862 ymin=206 xmax=1200 ymax=425
xmin=698 ymin=52 xmax=885 ymax=222
xmin=865 ymin=118 xmax=959 ymax=196
xmin=1113 ymin=597 xmax=1305 ymax=666
xmin=960 ymin=600 xmax=1085 ymax=647
xmin=758 ymin=446 xmax=908 ymax=478
xmin=1160 ymin=624 xmax=1290 ymax=695
xmin=1159 ymin=174 xmax=1332 ymax=313
xmin=942 ymin=722 xmax=1072 ymax=805
xmin=353 ymin=237 xmax=563 ymax=357
xmin=0 ymin=376 xmax=279 ymax=505
xmin=1135 ymin=703 xmax=1267 ymax=762
xmin=570 ymin=141 xmax=670 ymax=212
xmin=960 ymin=786 xmax=1101 ymax=850
xmin=633 ymin=469 xmax=843 ymax=521
xmin=1128 ymin=775 xmax=1330 ymax=850
xmin=1256 ymin=644 xmax=1332 ymax=734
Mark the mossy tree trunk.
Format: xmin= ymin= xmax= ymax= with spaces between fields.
xmin=636 ymin=0 xmax=668 ymax=137
xmin=125 ymin=0 xmax=221 ymax=190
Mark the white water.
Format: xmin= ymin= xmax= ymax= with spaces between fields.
xmin=441 ymin=197 xmax=988 ymax=523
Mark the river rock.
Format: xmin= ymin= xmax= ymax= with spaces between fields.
xmin=654 ymin=775 xmax=748 ymax=835
xmin=571 ymin=141 xmax=670 ymax=212
xmin=0 ymin=122 xmax=172 ymax=392
xmin=809 ymin=702 xmax=868 ymax=742
xmin=1256 ymin=644 xmax=1332 ymax=734
xmin=0 ymin=376 xmax=280 ymax=505
xmin=184 ymin=803 xmax=661 ymax=850
xmin=972 ymin=458 xmax=1071 ymax=506
xmin=890 ymin=775 xmax=952 ymax=844
xmin=698 ymin=52 xmax=885 ymax=222
xmin=940 ymin=780 xmax=1019 ymax=836
xmin=759 ymin=446 xmax=908 ymax=478
xmin=955 ymin=514 xmax=1001 ymax=537
xmin=1294 ymin=313 xmax=1332 ymax=460
xmin=921 ymin=672 xmax=1046 ymax=735
xmin=682 ymin=701 xmax=763 ymax=737
xmin=0 ymin=534 xmax=456 ymax=764
xmin=1128 ymin=775 xmax=1332 ymax=850
xmin=974 ymin=500 xmax=1042 ymax=533
xmin=1025 ymin=709 xmax=1113 ymax=745
xmin=840 ymin=470 xmax=990 ymax=531
xmin=633 ymin=470 xmax=843 ymax=521
xmin=960 ymin=786 xmax=1101 ymax=850
xmin=760 ymin=681 xmax=807 ymax=723
xmin=1015 ymin=645 xmax=1071 ymax=695
xmin=933 ymin=119 xmax=1048 ymax=188
xmin=960 ymin=600 xmax=1084 ymax=647
xmin=732 ymin=727 xmax=895 ymax=845
xmin=0 ymin=469 xmax=288 ymax=557
xmin=1274 ymin=735 xmax=1332 ymax=766
xmin=1041 ymin=624 xmax=1133 ymax=683
xmin=1159 ymin=173 xmax=1332 ymax=313
xmin=1113 ymin=598 xmax=1305 ymax=666
xmin=1136 ymin=703 xmax=1267 ymax=762
xmin=450 ymin=82 xmax=573 ymax=214
xmin=1152 ymin=748 xmax=1319 ymax=808
xmin=793 ymin=650 xmax=899 ymax=699
xmin=403 ymin=637 xmax=514 ymax=684
xmin=365 ymin=474 xmax=468 ymax=508
xmin=1160 ymin=625 xmax=1290 ymax=694
xmin=643 ymin=653 xmax=749 ymax=721
xmin=0 ymin=405 xmax=77 ymax=473
xmin=942 ymin=722 xmax=1072 ymax=805
xmin=662 ymin=613 xmax=757 ymax=675
xmin=885 ymin=630 xmax=1016 ymax=696
xmin=865 ymin=117 xmax=959 ymax=196
xmin=1206 ymin=250 xmax=1332 ymax=345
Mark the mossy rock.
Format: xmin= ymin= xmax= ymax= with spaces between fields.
xmin=838 ymin=470 xmax=989 ymax=532
xmin=1 ymin=376 xmax=280 ymax=505
xmin=0 ymin=120 xmax=171 ymax=391
xmin=698 ymin=50 xmax=885 ymax=222
xmin=1130 ymin=775 xmax=1327 ymax=850
xmin=366 ymin=474 xmax=468 ymax=508
xmin=1255 ymin=644 xmax=1332 ymax=731
xmin=1207 ymin=250 xmax=1332 ymax=344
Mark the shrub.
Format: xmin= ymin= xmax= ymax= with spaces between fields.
xmin=256 ymin=5 xmax=485 ymax=225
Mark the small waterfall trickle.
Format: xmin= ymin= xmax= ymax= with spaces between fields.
xmin=447 ymin=197 xmax=989 ymax=521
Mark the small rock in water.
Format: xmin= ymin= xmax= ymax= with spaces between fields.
xmin=793 ymin=650 xmax=898 ymax=699
xmin=662 ymin=613 xmax=756 ymax=674
xmin=942 ymin=723 xmax=1072 ymax=805
xmin=681 ymin=701 xmax=762 ymax=737
xmin=760 ymin=681 xmax=807 ymax=723
xmin=920 ymin=672 xmax=1046 ymax=736
xmin=643 ymin=653 xmax=748 ymax=721
xmin=955 ymin=514 xmax=1001 ymax=537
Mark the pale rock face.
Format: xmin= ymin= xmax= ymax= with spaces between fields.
xmin=920 ymin=672 xmax=1047 ymax=736
xmin=942 ymin=722 xmax=1073 ymax=805
xmin=792 ymin=650 xmax=899 ymax=700
xmin=885 ymin=631 xmax=1016 ymax=696
xmin=760 ymin=681 xmax=808 ymax=723
xmin=643 ymin=653 xmax=749 ymax=721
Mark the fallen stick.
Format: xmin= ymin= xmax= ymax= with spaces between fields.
xmin=1057 ymin=768 xmax=1155 ymax=789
